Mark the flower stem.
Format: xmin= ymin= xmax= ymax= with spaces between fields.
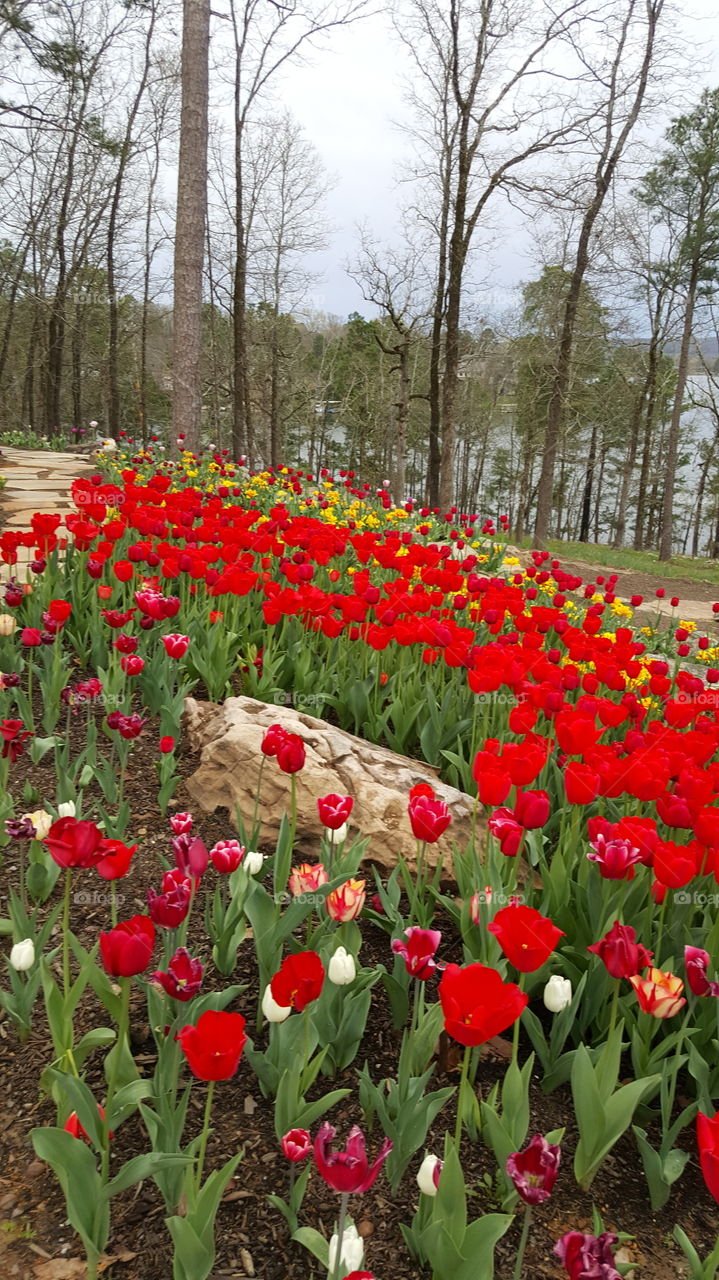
xmin=62 ymin=867 xmax=72 ymax=1001
xmin=513 ymin=1205 xmax=533 ymax=1280
xmin=333 ymin=1190 xmax=350 ymax=1280
xmin=102 ymin=977 xmax=130 ymax=1183
xmin=195 ymin=1079 xmax=216 ymax=1195
xmin=454 ymin=1043 xmax=472 ymax=1149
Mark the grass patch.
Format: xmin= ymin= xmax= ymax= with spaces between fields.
xmin=520 ymin=538 xmax=719 ymax=587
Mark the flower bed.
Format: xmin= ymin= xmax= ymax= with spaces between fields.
xmin=1 ymin=451 xmax=719 ymax=1279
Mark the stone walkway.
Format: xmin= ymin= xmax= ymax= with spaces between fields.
xmin=0 ymin=446 xmax=95 ymax=576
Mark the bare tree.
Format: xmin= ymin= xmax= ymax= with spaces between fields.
xmin=348 ymin=230 xmax=429 ymax=498
xmin=247 ymin=112 xmax=330 ymax=465
xmin=533 ymin=0 xmax=666 ymax=545
xmin=637 ymin=88 xmax=719 ymax=561
xmin=224 ymin=0 xmax=367 ymax=465
xmin=398 ymin=0 xmax=603 ymax=510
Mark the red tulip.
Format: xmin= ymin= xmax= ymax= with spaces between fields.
xmin=564 ymin=761 xmax=600 ymax=805
xmin=488 ymin=807 xmax=524 ymax=856
xmin=313 ymin=1122 xmax=392 ymax=1193
xmin=554 ymin=1231 xmax=621 ymax=1279
xmin=439 ymin=961 xmax=528 ymax=1046
xmin=408 ymin=792 xmax=451 ymax=843
xmin=44 ymin=817 xmax=105 ymax=869
xmin=587 ymin=833 xmax=643 ymax=880
xmin=261 ymin=723 xmax=286 ymax=757
xmin=147 ymin=875 xmax=192 ymax=928
xmin=95 ymin=838 xmax=137 ymax=881
xmin=177 ymin=1009 xmax=247 ymax=1080
xmin=514 ymin=789 xmax=550 ymax=829
xmin=152 ymin=947 xmax=204 ymax=1001
xmin=697 ymin=1111 xmax=719 ymax=1202
xmin=276 ymin=732 xmax=306 ymax=773
xmin=64 ymin=1103 xmax=113 ymax=1143
xmin=391 ymin=926 xmax=441 ymax=979
xmin=685 ymin=946 xmax=719 ymax=997
xmin=281 ymin=1128 xmax=312 ymax=1162
xmin=0 ymin=719 xmax=33 ymax=761
xmin=161 ymin=633 xmax=190 ymax=658
xmin=270 ymin=951 xmax=325 ymax=1011
xmin=587 ymin=921 xmax=653 ymax=979
xmin=210 ymin=839 xmax=244 ymax=873
xmin=317 ymin=792 xmax=354 ymax=830
xmin=120 ymin=655 xmax=144 ymax=676
xmin=506 ymin=1134 xmax=561 ymax=1204
xmin=100 ymin=914 xmax=155 ymax=977
xmin=170 ymin=812 xmax=193 ymax=835
xmin=488 ymin=904 xmax=564 ymax=973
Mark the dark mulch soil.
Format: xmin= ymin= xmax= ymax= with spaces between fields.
xmin=0 ymin=694 xmax=718 ymax=1279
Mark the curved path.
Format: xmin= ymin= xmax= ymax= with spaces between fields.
xmin=0 ymin=446 xmax=95 ymax=578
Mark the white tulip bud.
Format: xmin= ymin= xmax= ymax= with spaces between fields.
xmin=262 ymin=984 xmax=291 ymax=1023
xmin=416 ymin=1152 xmax=442 ymax=1196
xmin=0 ymin=614 xmax=17 ymax=636
xmin=543 ymin=974 xmax=572 ymax=1013
xmin=328 ymin=945 xmax=356 ymax=986
xmin=329 ymin=822 xmax=348 ymax=845
xmin=244 ymin=850 xmax=264 ymax=875
xmin=58 ymin=801 xmax=76 ymax=818
xmin=328 ymin=1222 xmax=363 ymax=1273
xmin=10 ymin=938 xmax=35 ymax=971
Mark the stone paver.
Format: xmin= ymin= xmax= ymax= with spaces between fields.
xmin=0 ymin=446 xmax=95 ymax=577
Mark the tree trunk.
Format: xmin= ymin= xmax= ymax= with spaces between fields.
xmin=579 ymin=421 xmax=597 ymax=542
xmin=658 ymin=266 xmax=699 ymax=560
xmin=394 ymin=343 xmax=409 ymax=501
xmin=172 ymin=0 xmax=210 ymax=452
xmin=633 ymin=341 xmax=661 ymax=549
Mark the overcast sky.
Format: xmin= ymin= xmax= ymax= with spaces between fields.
xmin=264 ymin=0 xmax=719 ymax=323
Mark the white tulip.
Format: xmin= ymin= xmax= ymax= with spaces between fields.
xmin=262 ymin=984 xmax=291 ymax=1023
xmin=244 ymin=850 xmax=264 ymax=875
xmin=329 ymin=822 xmax=348 ymax=845
xmin=328 ymin=1222 xmax=363 ymax=1273
xmin=543 ymin=975 xmax=572 ymax=1013
xmin=328 ymin=946 xmax=356 ymax=986
xmin=10 ymin=938 xmax=35 ymax=971
xmin=24 ymin=809 xmax=52 ymax=840
xmin=58 ymin=801 xmax=76 ymax=818
xmin=416 ymin=1153 xmax=442 ymax=1196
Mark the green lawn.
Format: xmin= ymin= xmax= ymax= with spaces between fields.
xmin=520 ymin=538 xmax=719 ymax=587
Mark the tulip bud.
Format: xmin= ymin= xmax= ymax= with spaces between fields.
xmin=261 ymin=984 xmax=292 ymax=1023
xmin=244 ymin=850 xmax=265 ymax=875
xmin=10 ymin=938 xmax=35 ymax=971
xmin=58 ymin=801 xmax=76 ymax=818
xmin=543 ymin=975 xmax=572 ymax=1013
xmin=0 ymin=614 xmax=17 ymax=636
xmin=416 ymin=1152 xmax=442 ymax=1196
xmin=328 ymin=945 xmax=356 ymax=985
xmin=328 ymin=1222 xmax=364 ymax=1274
xmin=328 ymin=822 xmax=348 ymax=844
